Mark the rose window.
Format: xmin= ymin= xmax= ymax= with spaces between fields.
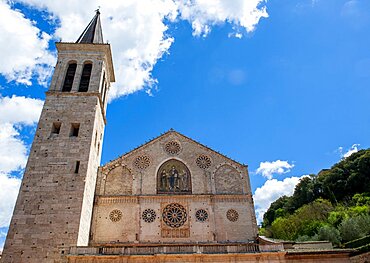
xmin=162 ymin=203 xmax=187 ymax=228
xmin=226 ymin=209 xmax=239 ymax=222
xmin=165 ymin=141 xmax=181 ymax=155
xmin=196 ymin=154 xmax=212 ymax=169
xmin=195 ymin=209 xmax=208 ymax=222
xmin=109 ymin=209 xmax=122 ymax=222
xmin=142 ymin=209 xmax=156 ymax=223
xmin=133 ymin=155 xmax=150 ymax=170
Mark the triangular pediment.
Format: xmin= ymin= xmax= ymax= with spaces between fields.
xmin=101 ymin=129 xmax=246 ymax=171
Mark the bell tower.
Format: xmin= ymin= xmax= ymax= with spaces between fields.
xmin=1 ymin=11 xmax=115 ymax=262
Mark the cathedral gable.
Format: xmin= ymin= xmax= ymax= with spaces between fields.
xmin=97 ymin=130 xmax=250 ymax=196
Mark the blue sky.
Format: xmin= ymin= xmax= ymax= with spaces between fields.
xmin=1 ymin=0 xmax=370 ymax=250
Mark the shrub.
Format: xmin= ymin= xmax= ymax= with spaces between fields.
xmin=317 ymin=225 xmax=341 ymax=245
xmin=339 ymin=214 xmax=370 ymax=242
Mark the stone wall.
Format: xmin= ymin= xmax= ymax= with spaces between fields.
xmin=91 ymin=195 xmax=256 ymax=244
xmin=1 ymin=43 xmax=113 ymax=263
xmin=91 ymin=131 xmax=258 ymax=244
xmin=1 ymin=95 xmax=104 ymax=263
xmin=67 ymin=251 xmax=353 ymax=263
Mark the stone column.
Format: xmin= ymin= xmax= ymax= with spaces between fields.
xmin=72 ymin=63 xmax=83 ymax=92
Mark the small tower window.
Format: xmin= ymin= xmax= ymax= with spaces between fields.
xmin=78 ymin=63 xmax=92 ymax=92
xmin=51 ymin=122 xmax=61 ymax=135
xmin=74 ymin=161 xmax=80 ymax=174
xmin=70 ymin=123 xmax=80 ymax=137
xmin=62 ymin=63 xmax=77 ymax=92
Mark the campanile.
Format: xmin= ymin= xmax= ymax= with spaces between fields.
xmin=1 ymin=11 xmax=115 ymax=262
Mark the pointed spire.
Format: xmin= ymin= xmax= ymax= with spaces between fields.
xmin=76 ymin=9 xmax=104 ymax=44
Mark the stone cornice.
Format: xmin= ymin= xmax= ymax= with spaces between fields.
xmin=96 ymin=194 xmax=253 ymax=204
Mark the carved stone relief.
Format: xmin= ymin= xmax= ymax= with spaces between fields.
xmin=164 ymin=140 xmax=181 ymax=155
xmin=142 ymin=209 xmax=156 ymax=223
xmin=214 ymin=164 xmax=243 ymax=194
xmin=104 ymin=166 xmax=132 ymax=195
xmin=109 ymin=209 xmax=122 ymax=222
xmin=195 ymin=209 xmax=208 ymax=222
xmin=133 ymin=155 xmax=151 ymax=170
xmin=226 ymin=209 xmax=239 ymax=222
xmin=196 ymin=154 xmax=212 ymax=169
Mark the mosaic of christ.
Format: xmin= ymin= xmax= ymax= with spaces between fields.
xmin=157 ymin=159 xmax=191 ymax=194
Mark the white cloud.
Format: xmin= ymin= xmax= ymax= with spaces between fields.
xmin=14 ymin=0 xmax=268 ymax=99
xmin=0 ymin=96 xmax=43 ymax=174
xmin=0 ymin=95 xmax=43 ymax=173
xmin=16 ymin=0 xmax=178 ymax=99
xmin=338 ymin=144 xmax=360 ymax=159
xmin=0 ymin=124 xmax=28 ymax=174
xmin=0 ymin=173 xmax=21 ymax=228
xmin=0 ymin=1 xmax=55 ymax=85
xmin=254 ymin=176 xmax=307 ymax=224
xmin=0 ymin=95 xmax=44 ymax=126
xmin=176 ymin=0 xmax=268 ymax=37
xmin=256 ymin=160 xmax=294 ymax=179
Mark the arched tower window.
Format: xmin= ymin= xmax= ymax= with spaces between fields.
xmin=157 ymin=159 xmax=191 ymax=194
xmin=62 ymin=62 xmax=77 ymax=92
xmin=78 ymin=63 xmax=92 ymax=92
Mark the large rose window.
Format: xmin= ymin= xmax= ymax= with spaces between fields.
xmin=162 ymin=203 xmax=187 ymax=228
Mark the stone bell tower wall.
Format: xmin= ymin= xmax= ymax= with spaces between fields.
xmin=1 ymin=94 xmax=104 ymax=263
xmin=1 ymin=42 xmax=114 ymax=263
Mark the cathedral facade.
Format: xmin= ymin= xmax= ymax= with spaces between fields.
xmin=91 ymin=130 xmax=257 ymax=245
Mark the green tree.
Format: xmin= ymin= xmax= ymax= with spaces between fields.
xmin=317 ymin=225 xmax=341 ymax=245
xmin=270 ymin=217 xmax=296 ymax=240
xmin=352 ymin=193 xmax=370 ymax=206
xmin=270 ymin=199 xmax=333 ymax=240
xmin=327 ymin=208 xmax=348 ymax=228
xmin=261 ymin=148 xmax=370 ymax=243
xmin=263 ymin=195 xmax=290 ymax=227
xmin=288 ymin=176 xmax=314 ymax=211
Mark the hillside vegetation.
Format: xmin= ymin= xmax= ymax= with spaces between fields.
xmin=260 ymin=149 xmax=370 ymax=246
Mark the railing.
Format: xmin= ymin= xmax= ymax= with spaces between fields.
xmin=69 ymin=243 xmax=284 ymax=256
